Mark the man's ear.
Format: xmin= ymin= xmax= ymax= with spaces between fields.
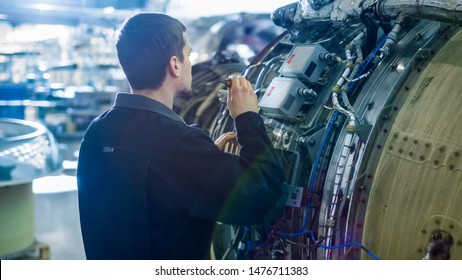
xmin=168 ymin=56 xmax=180 ymax=77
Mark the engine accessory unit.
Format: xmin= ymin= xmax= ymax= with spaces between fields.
xmin=258 ymin=77 xmax=310 ymax=119
xmin=280 ymin=43 xmax=329 ymax=83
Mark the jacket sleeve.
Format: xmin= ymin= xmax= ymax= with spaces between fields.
xmin=167 ymin=112 xmax=287 ymax=225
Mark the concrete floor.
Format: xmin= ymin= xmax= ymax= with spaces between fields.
xmin=34 ymin=188 xmax=85 ymax=259
xmin=33 ymin=139 xmax=86 ymax=260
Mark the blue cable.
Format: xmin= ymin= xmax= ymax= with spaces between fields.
xmin=319 ymin=243 xmax=380 ymax=260
xmin=301 ymin=111 xmax=339 ymax=230
xmin=277 ymin=230 xmax=315 ymax=237
xmin=288 ymin=32 xmax=389 ymax=235
xmin=300 ymin=32 xmax=390 ymax=231
xmin=280 ymin=230 xmax=380 ymax=260
xmin=348 ymin=34 xmax=389 ymax=93
xmin=276 ymin=110 xmax=339 ymax=238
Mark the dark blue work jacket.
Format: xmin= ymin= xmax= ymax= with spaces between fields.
xmin=77 ymin=93 xmax=286 ymax=259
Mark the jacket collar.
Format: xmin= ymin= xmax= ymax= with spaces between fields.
xmin=114 ymin=92 xmax=185 ymax=123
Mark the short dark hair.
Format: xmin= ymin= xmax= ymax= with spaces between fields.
xmin=116 ymin=13 xmax=187 ymax=90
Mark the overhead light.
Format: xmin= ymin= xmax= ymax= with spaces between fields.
xmin=103 ymin=6 xmax=115 ymax=14
xmin=35 ymin=4 xmax=54 ymax=11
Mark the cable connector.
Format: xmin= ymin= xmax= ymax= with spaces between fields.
xmin=308 ymin=234 xmax=325 ymax=251
xmin=297 ymin=88 xmax=318 ymax=98
xmin=319 ymin=52 xmax=341 ymax=63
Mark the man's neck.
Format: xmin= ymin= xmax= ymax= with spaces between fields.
xmin=133 ymin=88 xmax=174 ymax=109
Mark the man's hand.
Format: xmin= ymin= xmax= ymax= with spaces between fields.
xmin=226 ymin=76 xmax=258 ymax=119
xmin=214 ymin=132 xmax=237 ymax=151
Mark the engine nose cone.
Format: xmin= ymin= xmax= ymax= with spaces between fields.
xmin=271 ymin=2 xmax=298 ymax=28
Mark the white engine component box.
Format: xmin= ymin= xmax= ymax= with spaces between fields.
xmin=259 ymin=77 xmax=306 ymax=119
xmin=280 ymin=43 xmax=328 ymax=83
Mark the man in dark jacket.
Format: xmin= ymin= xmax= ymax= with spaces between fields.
xmin=77 ymin=13 xmax=286 ymax=260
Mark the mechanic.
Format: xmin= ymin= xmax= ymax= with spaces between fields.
xmin=77 ymin=12 xmax=287 ymax=260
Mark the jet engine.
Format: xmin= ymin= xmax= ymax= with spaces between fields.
xmin=207 ymin=0 xmax=462 ymax=260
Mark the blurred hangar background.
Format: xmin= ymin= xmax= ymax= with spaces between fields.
xmin=0 ymin=0 xmax=287 ymax=260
